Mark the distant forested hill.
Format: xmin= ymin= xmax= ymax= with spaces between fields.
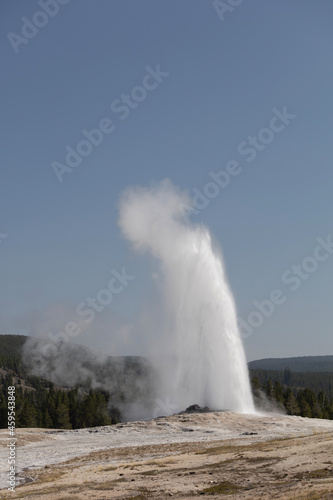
xmin=0 ymin=334 xmax=27 ymax=355
xmin=248 ymin=356 xmax=333 ymax=373
xmin=0 ymin=334 xmax=27 ymax=375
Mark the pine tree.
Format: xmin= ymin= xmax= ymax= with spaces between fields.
xmin=82 ymin=391 xmax=97 ymax=427
xmin=273 ymin=381 xmax=284 ymax=404
xmin=264 ymin=380 xmax=273 ymax=398
xmin=56 ymin=402 xmax=72 ymax=429
xmin=43 ymin=409 xmax=53 ymax=428
xmin=20 ymin=401 xmax=38 ymax=427
xmin=299 ymin=401 xmax=312 ymax=418
xmin=285 ymin=389 xmax=300 ymax=416
xmin=94 ymin=393 xmax=111 ymax=426
xmin=251 ymin=376 xmax=261 ymax=398
xmin=312 ymin=402 xmax=323 ymax=419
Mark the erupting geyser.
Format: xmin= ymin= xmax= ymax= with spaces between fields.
xmin=119 ymin=180 xmax=254 ymax=414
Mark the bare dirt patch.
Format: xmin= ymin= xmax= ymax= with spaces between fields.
xmin=1 ymin=412 xmax=333 ymax=499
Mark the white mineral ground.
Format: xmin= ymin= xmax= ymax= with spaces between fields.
xmin=1 ymin=411 xmax=333 ymax=499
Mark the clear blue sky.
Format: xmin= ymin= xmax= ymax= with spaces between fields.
xmin=1 ymin=0 xmax=332 ymax=361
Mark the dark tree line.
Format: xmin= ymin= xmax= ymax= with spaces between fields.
xmin=0 ymin=335 xmax=28 ymax=376
xmin=250 ymin=367 xmax=333 ymax=400
xmin=0 ymin=372 xmax=120 ymax=429
xmin=250 ymin=371 xmax=333 ymax=419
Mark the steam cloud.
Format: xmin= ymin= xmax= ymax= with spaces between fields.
xmin=118 ymin=179 xmax=254 ymax=413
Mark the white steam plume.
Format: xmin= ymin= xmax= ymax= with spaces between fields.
xmin=119 ymin=179 xmax=254 ymax=414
